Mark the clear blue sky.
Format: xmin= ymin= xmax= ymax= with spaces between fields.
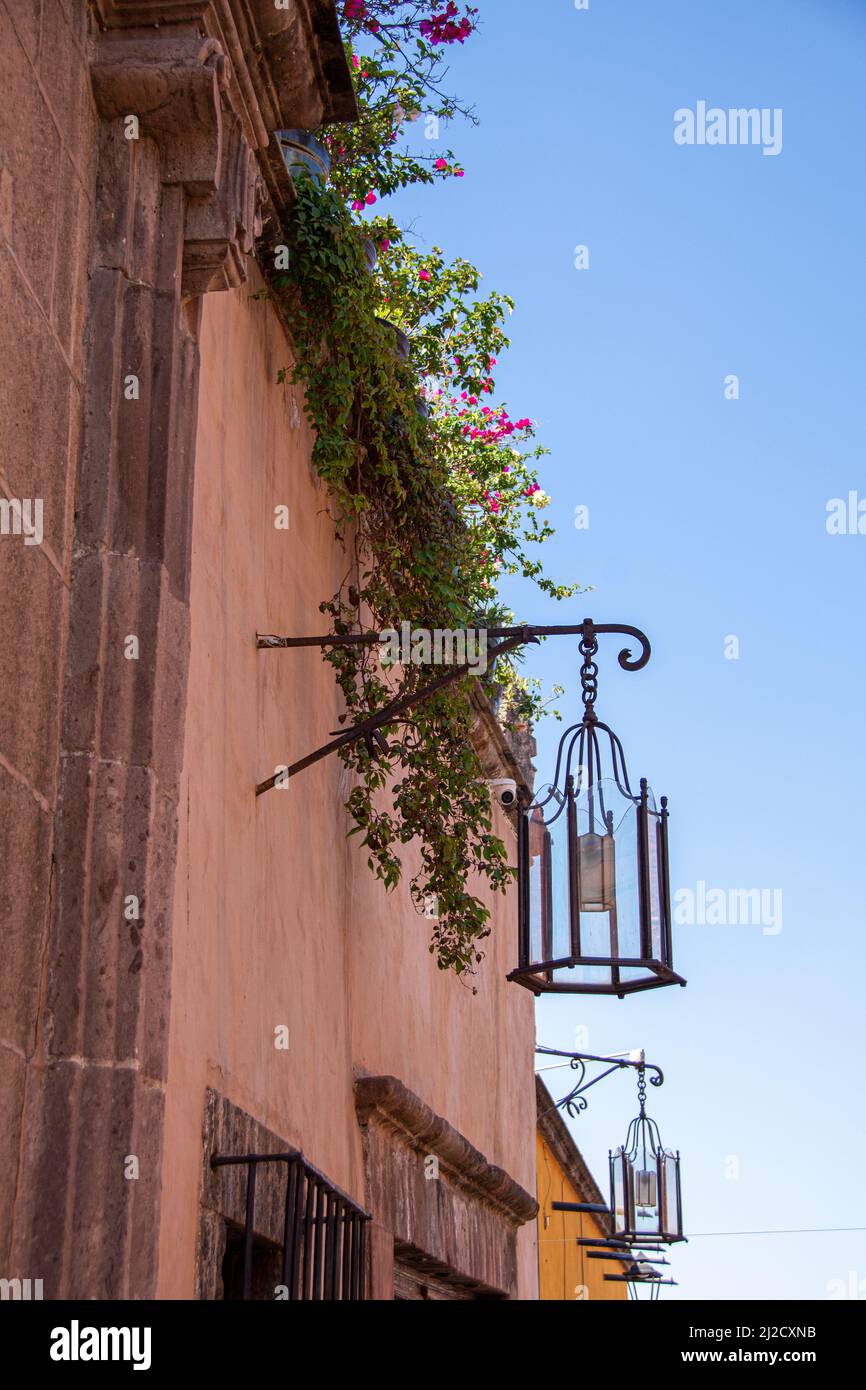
xmin=380 ymin=0 xmax=866 ymax=1299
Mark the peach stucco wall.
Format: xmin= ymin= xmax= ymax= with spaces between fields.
xmin=156 ymin=268 xmax=539 ymax=1298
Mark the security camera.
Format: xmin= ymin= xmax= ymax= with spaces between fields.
xmin=488 ymin=778 xmax=518 ymax=809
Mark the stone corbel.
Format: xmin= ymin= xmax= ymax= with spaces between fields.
xmin=90 ymin=30 xmax=263 ymax=297
xmin=183 ymin=108 xmax=264 ymax=296
xmin=91 ymin=33 xmax=229 ymax=198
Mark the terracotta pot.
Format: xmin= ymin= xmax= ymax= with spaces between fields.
xmin=276 ymin=129 xmax=331 ymax=186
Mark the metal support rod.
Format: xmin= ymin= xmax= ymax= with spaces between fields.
xmin=255 ymin=620 xmax=651 ymax=795
xmin=256 ymin=619 xmax=651 ymax=670
xmin=605 ymin=1273 xmax=678 ymax=1286
xmin=587 ymin=1252 xmax=671 ymax=1265
xmin=552 ymin=1201 xmax=610 ymax=1215
xmin=255 ymin=631 xmax=532 ymax=795
xmin=577 ymin=1238 xmax=669 ymax=1253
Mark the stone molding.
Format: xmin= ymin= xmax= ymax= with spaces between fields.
xmin=91 ymin=31 xmax=265 ymax=294
xmin=470 ymin=681 xmax=536 ymax=805
xmin=355 ymin=1074 xmax=538 ymax=1227
xmin=92 ymin=0 xmax=358 ymax=214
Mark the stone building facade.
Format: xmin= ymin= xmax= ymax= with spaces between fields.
xmin=1 ymin=0 xmax=540 ymax=1300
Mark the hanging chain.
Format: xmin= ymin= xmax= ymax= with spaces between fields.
xmin=637 ymin=1064 xmax=647 ymax=1117
xmin=579 ymin=632 xmax=599 ymax=714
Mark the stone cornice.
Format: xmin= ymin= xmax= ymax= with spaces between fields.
xmin=535 ymin=1074 xmax=609 ymax=1211
xmin=469 ymin=682 xmax=535 ymax=804
xmin=90 ymin=30 xmax=265 ymax=294
xmin=355 ymin=1074 xmax=538 ymax=1227
xmin=92 ymin=0 xmax=358 ymax=216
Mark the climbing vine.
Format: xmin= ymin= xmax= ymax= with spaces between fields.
xmin=262 ymin=3 xmax=578 ymax=978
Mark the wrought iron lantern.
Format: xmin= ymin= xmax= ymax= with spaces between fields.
xmin=609 ymin=1067 xmax=684 ymax=1245
xmin=509 ymin=621 xmax=686 ymax=997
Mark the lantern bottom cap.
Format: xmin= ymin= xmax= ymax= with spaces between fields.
xmin=506 ymin=960 xmax=687 ymax=996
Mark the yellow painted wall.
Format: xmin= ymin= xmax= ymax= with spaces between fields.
xmin=536 ymin=1132 xmax=628 ymax=1301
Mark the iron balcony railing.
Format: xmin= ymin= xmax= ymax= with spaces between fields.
xmin=211 ymin=1150 xmax=370 ymax=1300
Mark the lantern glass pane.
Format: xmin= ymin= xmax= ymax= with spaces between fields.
xmin=574 ymin=781 xmax=640 ymax=981
xmin=611 ymin=1148 xmax=629 ymax=1237
xmin=659 ymin=1150 xmax=681 ymax=1240
xmin=645 ymin=790 xmax=664 ymax=961
xmin=526 ymin=797 xmax=570 ymax=964
xmin=634 ymin=1193 xmax=660 ymax=1240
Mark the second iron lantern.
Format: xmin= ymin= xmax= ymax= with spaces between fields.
xmin=609 ymin=1067 xmax=685 ymax=1245
xmin=508 ymin=621 xmax=686 ymax=997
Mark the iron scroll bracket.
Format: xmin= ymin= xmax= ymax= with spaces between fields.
xmin=254 ymin=619 xmax=651 ymax=796
xmin=536 ymin=1046 xmax=664 ymax=1119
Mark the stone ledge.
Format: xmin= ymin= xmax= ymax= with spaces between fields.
xmin=469 ymin=681 xmax=536 ymax=803
xmin=355 ymin=1073 xmax=538 ymax=1227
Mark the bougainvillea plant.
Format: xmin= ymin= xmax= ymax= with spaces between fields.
xmin=262 ymin=3 xmax=579 ymax=979
xmin=328 ymin=0 xmax=478 ymax=204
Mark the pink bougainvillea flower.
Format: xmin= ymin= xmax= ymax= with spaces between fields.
xmin=419 ymin=269 xmax=431 ymax=282
xmin=351 ymin=54 xmax=360 ymax=69
xmin=420 ymin=3 xmax=478 ymax=47
xmin=435 ymin=158 xmax=449 ymax=170
xmin=453 ymin=168 xmax=465 ymax=177
xmin=351 ymin=199 xmax=364 ymax=212
xmin=344 ymin=0 xmax=366 ymax=19
xmin=365 ymin=191 xmax=377 ymax=205
xmin=379 ymin=239 xmax=390 ymax=252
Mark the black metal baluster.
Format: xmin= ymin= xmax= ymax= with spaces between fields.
xmin=340 ymin=1206 xmax=351 ymax=1300
xmin=242 ymin=1161 xmax=257 ymax=1301
xmin=281 ymin=1159 xmax=299 ymax=1298
xmin=324 ymin=1190 xmax=338 ymax=1299
xmin=349 ymin=1213 xmax=360 ymax=1300
xmin=311 ymin=1182 xmax=324 ymax=1300
xmin=357 ymin=1216 xmax=367 ymax=1300
xmin=302 ymin=1172 xmax=315 ymax=1299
